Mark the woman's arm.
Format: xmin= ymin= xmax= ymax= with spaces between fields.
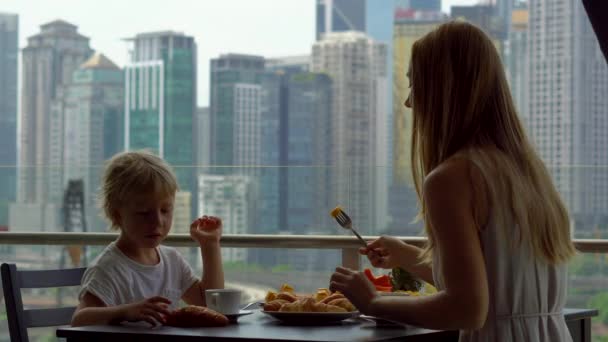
xmin=333 ymin=158 xmax=489 ymax=331
xmin=370 ymin=159 xmax=489 ymax=330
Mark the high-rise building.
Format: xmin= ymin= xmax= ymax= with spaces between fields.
xmin=18 ymin=20 xmax=93 ymax=204
xmin=124 ymin=31 xmax=197 ymax=196
xmin=265 ymin=55 xmax=310 ymax=73
xmin=451 ymin=5 xmax=506 ymax=58
xmin=507 ymin=5 xmax=528 ymax=116
xmin=210 ymin=54 xmax=265 ymax=168
xmin=194 ymin=107 xmax=211 ymax=168
xmin=389 ymin=17 xmax=444 ymax=235
xmin=316 ymin=0 xmax=366 ymax=40
xmin=49 ymin=53 xmax=124 ymax=231
xmin=0 ymin=13 xmax=18 ymax=227
xmin=198 ymin=174 xmax=253 ymax=262
xmin=395 ymin=0 xmax=441 ymax=12
xmin=284 ymin=72 xmax=333 ymax=233
xmin=526 ymin=0 xmax=608 ymax=233
xmin=312 ymin=31 xmax=388 ymax=233
xmin=171 ymin=191 xmax=192 ymax=234
xmin=366 ymin=1 xmax=397 ymax=188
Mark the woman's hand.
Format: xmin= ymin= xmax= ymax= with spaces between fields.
xmin=329 ymin=267 xmax=378 ymax=315
xmin=359 ymin=236 xmax=408 ymax=269
xmin=190 ymin=215 xmax=222 ymax=247
xmin=120 ymin=296 xmax=172 ymax=326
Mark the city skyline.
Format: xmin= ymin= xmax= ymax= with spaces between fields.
xmin=4 ymin=0 xmax=478 ymax=107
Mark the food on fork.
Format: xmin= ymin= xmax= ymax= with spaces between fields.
xmin=165 ymin=305 xmax=229 ymax=327
xmin=329 ymin=206 xmax=343 ymax=218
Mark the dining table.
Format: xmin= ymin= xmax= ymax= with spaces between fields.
xmin=56 ymin=309 xmax=458 ymax=342
xmin=56 ymin=308 xmax=598 ymax=342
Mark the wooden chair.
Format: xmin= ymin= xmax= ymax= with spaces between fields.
xmin=1 ymin=263 xmax=86 ymax=342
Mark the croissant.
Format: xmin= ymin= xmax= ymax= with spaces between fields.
xmin=312 ymin=302 xmax=347 ymax=313
xmin=264 ymin=299 xmax=289 ymax=312
xmin=279 ymin=301 xmax=304 ymax=312
xmin=276 ymin=292 xmax=297 ymax=303
xmin=313 ymin=289 xmax=330 ymax=302
xmin=328 ymin=298 xmax=356 ymax=312
xmin=165 ymin=305 xmax=229 ymax=327
xmin=320 ymin=293 xmax=345 ymax=304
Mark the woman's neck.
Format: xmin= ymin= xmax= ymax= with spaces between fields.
xmin=115 ymin=236 xmax=160 ymax=265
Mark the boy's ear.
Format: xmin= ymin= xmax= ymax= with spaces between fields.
xmin=112 ymin=209 xmax=122 ymax=227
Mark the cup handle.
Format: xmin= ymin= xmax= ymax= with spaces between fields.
xmin=210 ymin=292 xmax=220 ymax=308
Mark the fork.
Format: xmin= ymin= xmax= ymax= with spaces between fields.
xmin=330 ymin=207 xmax=369 ymax=249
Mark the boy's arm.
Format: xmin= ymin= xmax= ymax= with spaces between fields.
xmin=183 ymin=216 xmax=225 ymax=306
xmin=182 ymin=241 xmax=224 ymax=306
xmin=71 ymin=292 xmax=124 ymax=326
xmin=72 ymin=292 xmax=171 ymax=327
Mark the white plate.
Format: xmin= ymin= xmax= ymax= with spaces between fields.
xmin=261 ymin=310 xmax=359 ymax=325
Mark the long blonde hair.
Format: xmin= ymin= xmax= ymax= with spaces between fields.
xmin=410 ymin=21 xmax=576 ymax=264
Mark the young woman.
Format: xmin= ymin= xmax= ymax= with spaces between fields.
xmin=330 ymin=21 xmax=576 ymax=341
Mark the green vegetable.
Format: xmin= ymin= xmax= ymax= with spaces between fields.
xmin=390 ymin=267 xmax=423 ymax=291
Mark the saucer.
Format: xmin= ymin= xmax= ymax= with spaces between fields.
xmin=225 ymin=310 xmax=254 ymax=323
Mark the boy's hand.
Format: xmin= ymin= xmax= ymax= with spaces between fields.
xmin=190 ymin=215 xmax=222 ymax=246
xmin=121 ymin=296 xmax=171 ymax=327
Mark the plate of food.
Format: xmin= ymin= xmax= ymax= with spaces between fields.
xmin=364 ymin=267 xmax=429 ymax=296
xmin=261 ymin=284 xmax=359 ymax=325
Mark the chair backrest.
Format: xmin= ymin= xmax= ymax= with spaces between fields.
xmin=1 ymin=263 xmax=86 ymax=342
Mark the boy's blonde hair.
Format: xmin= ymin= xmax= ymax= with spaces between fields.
xmin=100 ymin=150 xmax=179 ymax=230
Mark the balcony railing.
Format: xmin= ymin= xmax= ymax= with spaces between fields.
xmin=1 ymin=232 xmax=607 ymax=270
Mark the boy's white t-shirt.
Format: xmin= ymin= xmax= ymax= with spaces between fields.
xmin=79 ymin=242 xmax=199 ymax=308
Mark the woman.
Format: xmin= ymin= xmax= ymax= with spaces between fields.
xmin=329 ymin=21 xmax=576 ymax=341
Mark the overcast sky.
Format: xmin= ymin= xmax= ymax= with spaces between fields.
xmin=3 ymin=0 xmax=479 ymax=106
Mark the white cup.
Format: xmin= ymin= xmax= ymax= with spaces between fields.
xmin=205 ymin=289 xmax=242 ymax=315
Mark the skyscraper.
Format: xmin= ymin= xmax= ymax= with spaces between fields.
xmin=316 ymin=0 xmax=366 ymax=40
xmin=451 ymin=5 xmax=506 ymax=57
xmin=49 ymin=53 xmax=124 ymax=231
xmin=0 ymin=13 xmax=18 ymax=227
xmin=18 ymin=20 xmax=93 ymax=204
xmin=389 ymin=16 xmax=444 ymax=235
xmin=210 ymin=54 xmax=265 ymax=168
xmin=284 ymin=72 xmax=333 ymax=233
xmin=312 ymin=31 xmax=388 ymax=232
xmin=198 ymin=174 xmax=253 ymax=262
xmin=194 ymin=107 xmax=211 ymax=168
xmin=507 ymin=5 xmax=528 ymax=115
xmin=124 ymin=31 xmax=197 ymax=194
xmin=366 ymin=1 xmax=397 ymax=188
xmin=395 ymin=0 xmax=441 ymax=12
xmin=526 ymin=0 xmax=608 ymax=233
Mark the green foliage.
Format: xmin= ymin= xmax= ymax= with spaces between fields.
xmin=223 ymin=261 xmax=264 ymax=272
xmin=589 ymin=292 xmax=608 ymax=325
xmin=271 ymin=264 xmax=291 ymax=273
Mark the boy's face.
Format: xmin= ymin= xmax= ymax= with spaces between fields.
xmin=116 ymin=192 xmax=175 ymax=248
